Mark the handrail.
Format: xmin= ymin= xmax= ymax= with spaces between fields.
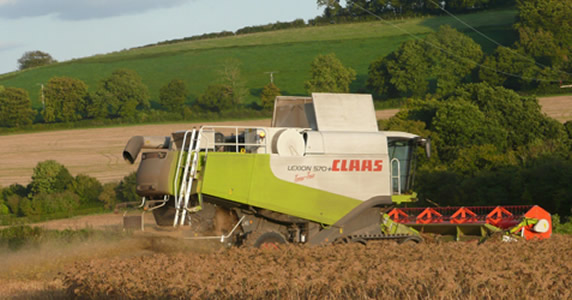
xmin=391 ymin=158 xmax=401 ymax=195
xmin=173 ymin=129 xmax=197 ymax=226
xmin=180 ymin=129 xmax=203 ymax=225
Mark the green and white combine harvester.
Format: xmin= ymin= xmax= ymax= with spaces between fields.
xmin=123 ymin=93 xmax=552 ymax=247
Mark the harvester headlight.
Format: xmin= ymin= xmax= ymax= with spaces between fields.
xmin=259 ymin=131 xmax=266 ymax=139
xmin=533 ymin=219 xmax=549 ymax=233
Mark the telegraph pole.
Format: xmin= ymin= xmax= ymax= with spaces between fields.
xmin=264 ymin=71 xmax=278 ymax=84
xmin=37 ymin=83 xmax=45 ymax=110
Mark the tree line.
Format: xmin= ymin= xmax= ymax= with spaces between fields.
xmin=314 ymin=0 xmax=516 ymax=24
xmin=145 ymin=19 xmax=307 ymax=48
xmin=0 ymin=59 xmax=282 ymax=129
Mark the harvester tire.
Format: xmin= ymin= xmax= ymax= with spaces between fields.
xmin=398 ymin=236 xmax=422 ymax=244
xmin=248 ymin=231 xmax=287 ymax=249
xmin=152 ymin=202 xmax=177 ymax=226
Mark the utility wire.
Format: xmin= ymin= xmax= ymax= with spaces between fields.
xmin=352 ymin=3 xmax=562 ymax=84
xmin=426 ymin=0 xmax=572 ymax=77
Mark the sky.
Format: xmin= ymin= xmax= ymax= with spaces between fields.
xmin=0 ymin=0 xmax=323 ymax=74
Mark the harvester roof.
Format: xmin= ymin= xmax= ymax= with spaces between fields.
xmin=272 ymin=93 xmax=378 ymax=132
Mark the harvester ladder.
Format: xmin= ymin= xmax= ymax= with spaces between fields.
xmin=173 ymin=128 xmax=203 ymax=227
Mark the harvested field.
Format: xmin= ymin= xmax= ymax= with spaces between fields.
xmin=0 ymin=119 xmax=270 ymax=187
xmin=61 ymin=235 xmax=572 ymax=299
xmin=538 ymin=95 xmax=572 ymax=122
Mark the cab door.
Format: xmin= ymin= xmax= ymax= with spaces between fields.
xmin=388 ymin=138 xmax=416 ymax=195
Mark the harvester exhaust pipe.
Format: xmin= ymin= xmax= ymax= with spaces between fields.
xmin=123 ymin=136 xmax=171 ymax=164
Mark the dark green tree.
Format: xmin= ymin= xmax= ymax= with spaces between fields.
xmin=115 ymin=172 xmax=138 ymax=203
xmin=70 ymin=174 xmax=103 ymax=204
xmin=432 ymin=100 xmax=507 ymax=161
xmin=42 ymin=77 xmax=88 ymax=123
xmin=450 ymin=83 xmax=566 ymax=148
xmin=478 ymin=46 xmax=541 ymax=90
xmin=368 ymin=40 xmax=429 ymax=98
xmin=565 ymin=121 xmax=572 ymax=140
xmin=197 ymin=84 xmax=234 ymax=112
xmin=368 ymin=26 xmax=482 ymax=98
xmin=17 ymin=50 xmax=57 ymax=70
xmin=260 ymin=82 xmax=281 ymax=110
xmin=1 ymin=184 xmax=27 ymax=215
xmin=305 ymin=53 xmax=356 ymax=94
xmin=88 ymin=69 xmax=150 ymax=119
xmin=159 ymin=79 xmax=188 ymax=113
xmin=425 ymin=25 xmax=483 ymax=96
xmin=515 ymin=0 xmax=571 ymax=68
xmin=0 ymin=87 xmax=35 ymax=128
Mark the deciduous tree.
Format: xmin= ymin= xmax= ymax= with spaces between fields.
xmin=450 ymin=83 xmax=566 ymax=148
xmin=219 ymin=59 xmax=247 ymax=105
xmin=515 ymin=0 xmax=571 ymax=68
xmin=260 ymin=82 xmax=281 ymax=110
xmin=0 ymin=87 xmax=35 ymax=128
xmin=368 ymin=26 xmax=482 ymax=98
xmin=115 ymin=172 xmax=138 ymax=203
xmin=368 ymin=40 xmax=429 ymax=98
xmin=425 ymin=25 xmax=483 ymax=96
xmin=197 ymin=84 xmax=234 ymax=112
xmin=98 ymin=183 xmax=118 ymax=209
xmin=17 ymin=50 xmax=57 ymax=70
xmin=88 ymin=69 xmax=150 ymax=119
xmin=305 ymin=53 xmax=356 ymax=94
xmin=29 ymin=160 xmax=73 ymax=196
xmin=42 ymin=77 xmax=88 ymax=123
xmin=70 ymin=174 xmax=103 ymax=204
xmin=159 ymin=79 xmax=188 ymax=113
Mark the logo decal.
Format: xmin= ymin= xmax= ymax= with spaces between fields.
xmin=331 ymin=159 xmax=382 ymax=172
xmin=294 ymin=172 xmax=315 ymax=182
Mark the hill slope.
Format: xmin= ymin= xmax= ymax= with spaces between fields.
xmin=0 ymin=9 xmax=517 ymax=109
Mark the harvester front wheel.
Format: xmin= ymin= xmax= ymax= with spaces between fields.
xmin=398 ymin=236 xmax=422 ymax=244
xmin=151 ymin=199 xmax=177 ymax=226
xmin=247 ymin=231 xmax=287 ymax=249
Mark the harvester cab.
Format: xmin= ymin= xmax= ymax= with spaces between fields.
xmin=122 ymin=92 xmax=551 ymax=247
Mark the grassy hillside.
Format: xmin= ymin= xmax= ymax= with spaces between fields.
xmin=0 ymin=9 xmax=517 ymax=109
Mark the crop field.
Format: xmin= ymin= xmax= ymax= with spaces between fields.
xmin=1 ymin=230 xmax=570 ymax=299
xmin=63 ymin=235 xmax=572 ymax=299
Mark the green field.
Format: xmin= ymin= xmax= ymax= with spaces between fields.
xmin=0 ymin=9 xmax=517 ymax=109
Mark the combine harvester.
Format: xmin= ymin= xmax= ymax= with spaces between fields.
xmin=123 ymin=93 xmax=551 ymax=247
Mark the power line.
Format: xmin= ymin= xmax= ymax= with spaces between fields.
xmin=351 ymin=3 xmax=563 ymax=84
xmin=426 ymin=0 xmax=572 ymax=78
